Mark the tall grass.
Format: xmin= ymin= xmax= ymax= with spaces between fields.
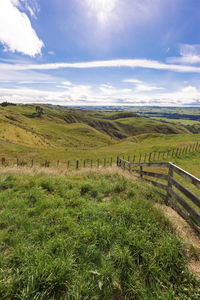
xmin=0 ymin=172 xmax=199 ymax=299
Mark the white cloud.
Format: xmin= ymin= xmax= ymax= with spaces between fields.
xmin=167 ymin=44 xmax=200 ymax=64
xmin=135 ymin=84 xmax=163 ymax=92
xmin=123 ymin=79 xmax=143 ymax=84
xmin=1 ymin=83 xmax=199 ymax=107
xmin=123 ymin=78 xmax=164 ymax=92
xmin=2 ymin=58 xmax=200 ymax=73
xmin=62 ymin=81 xmax=72 ymax=86
xmin=48 ymin=51 xmax=55 ymax=55
xmin=0 ymin=0 xmax=44 ymax=56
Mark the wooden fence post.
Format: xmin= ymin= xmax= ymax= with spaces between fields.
xmin=1 ymin=157 xmax=5 ymax=166
xmin=158 ymin=152 xmax=161 ymax=160
xmin=76 ymin=160 xmax=79 ymax=169
xmin=116 ymin=157 xmax=119 ymax=166
xmin=140 ymin=166 xmax=143 ymax=179
xmin=110 ymin=157 xmax=112 ymax=167
xmin=153 ymin=152 xmax=156 ymax=161
xmin=148 ymin=153 xmax=152 ymax=162
xmin=167 ymin=163 xmax=174 ymax=205
xmin=97 ymin=159 xmax=99 ymax=168
xmin=167 ymin=150 xmax=170 ymax=159
xmin=104 ymin=158 xmax=106 ymax=167
xmin=31 ymin=159 xmax=33 ymax=168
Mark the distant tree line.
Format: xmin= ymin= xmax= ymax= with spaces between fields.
xmin=0 ymin=102 xmax=16 ymax=107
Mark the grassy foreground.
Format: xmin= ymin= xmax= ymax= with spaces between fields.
xmin=0 ymin=171 xmax=200 ymax=299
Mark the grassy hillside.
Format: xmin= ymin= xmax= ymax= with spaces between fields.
xmin=0 ymin=104 xmax=199 ymax=164
xmin=0 ymin=171 xmax=199 ymax=299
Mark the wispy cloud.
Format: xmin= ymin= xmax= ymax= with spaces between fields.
xmin=167 ymin=44 xmax=200 ymax=64
xmin=0 ymin=0 xmax=43 ymax=56
xmin=0 ymin=83 xmax=199 ymax=107
xmin=2 ymin=58 xmax=200 ymax=72
xmin=123 ymin=78 xmax=164 ymax=92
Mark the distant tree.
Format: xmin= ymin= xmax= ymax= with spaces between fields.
xmin=36 ymin=106 xmax=43 ymax=117
xmin=0 ymin=101 xmax=16 ymax=107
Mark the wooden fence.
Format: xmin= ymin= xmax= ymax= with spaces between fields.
xmin=117 ymin=157 xmax=200 ymax=234
xmin=1 ymin=141 xmax=199 ymax=169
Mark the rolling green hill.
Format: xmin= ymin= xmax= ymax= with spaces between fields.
xmin=0 ymin=104 xmax=199 ymax=171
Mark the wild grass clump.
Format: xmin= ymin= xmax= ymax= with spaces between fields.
xmin=0 ymin=172 xmax=199 ymax=299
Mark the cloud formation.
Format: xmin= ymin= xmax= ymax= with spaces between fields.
xmin=123 ymin=78 xmax=164 ymax=92
xmin=167 ymin=44 xmax=200 ymax=64
xmin=0 ymin=0 xmax=44 ymax=56
xmin=2 ymin=58 xmax=200 ymax=73
xmin=0 ymin=83 xmax=199 ymax=107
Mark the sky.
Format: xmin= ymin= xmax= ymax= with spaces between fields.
xmin=1 ymin=0 xmax=200 ymax=106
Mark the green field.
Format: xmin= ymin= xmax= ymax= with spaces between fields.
xmin=0 ymin=171 xmax=200 ymax=299
xmin=0 ymin=104 xmax=199 ymax=174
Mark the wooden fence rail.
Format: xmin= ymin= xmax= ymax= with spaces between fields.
xmin=117 ymin=157 xmax=200 ymax=234
xmin=1 ymin=141 xmax=199 ymax=169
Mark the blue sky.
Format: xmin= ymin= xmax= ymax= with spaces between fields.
xmin=1 ymin=0 xmax=200 ymax=106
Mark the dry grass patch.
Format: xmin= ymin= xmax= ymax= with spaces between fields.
xmin=156 ymin=203 xmax=200 ymax=279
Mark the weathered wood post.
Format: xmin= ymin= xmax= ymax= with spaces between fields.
xmin=166 ymin=163 xmax=174 ymax=205
xmin=158 ymin=152 xmax=161 ymax=160
xmin=104 ymin=158 xmax=106 ymax=167
xmin=110 ymin=157 xmax=112 ymax=167
xmin=1 ymin=157 xmax=5 ymax=166
xmin=148 ymin=153 xmax=152 ymax=162
xmin=76 ymin=160 xmax=79 ymax=169
xmin=162 ymin=152 xmax=165 ymax=159
xmin=97 ymin=159 xmax=99 ymax=168
xmin=167 ymin=150 xmax=170 ymax=159
xmin=31 ymin=159 xmax=34 ymax=168
xmin=153 ymin=152 xmax=156 ymax=161
xmin=140 ymin=165 xmax=143 ymax=179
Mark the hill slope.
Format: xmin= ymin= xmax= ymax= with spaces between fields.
xmin=0 ymin=171 xmax=199 ymax=299
xmin=0 ymin=104 xmax=192 ymax=154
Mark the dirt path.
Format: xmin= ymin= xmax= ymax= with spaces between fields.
xmin=156 ymin=203 xmax=200 ymax=279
